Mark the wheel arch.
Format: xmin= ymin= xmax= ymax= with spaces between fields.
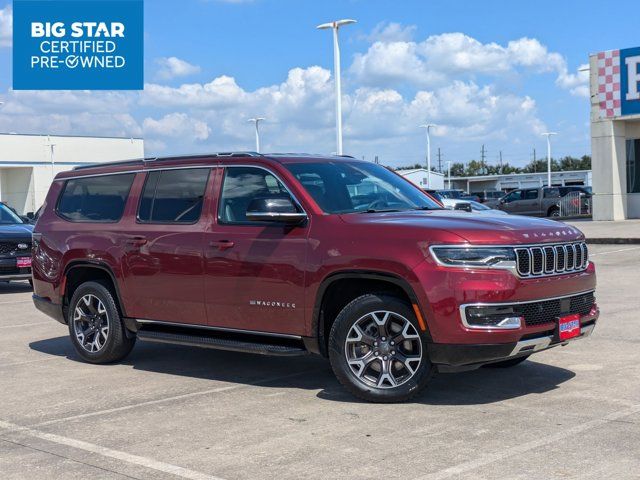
xmin=63 ymin=261 xmax=127 ymax=320
xmin=311 ymin=271 xmax=430 ymax=357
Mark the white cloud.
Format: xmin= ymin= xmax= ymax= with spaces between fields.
xmin=0 ymin=4 xmax=12 ymax=48
xmin=143 ymin=113 xmax=210 ymax=142
xmin=366 ymin=22 xmax=417 ymax=43
xmin=156 ymin=57 xmax=202 ymax=80
xmin=556 ymin=63 xmax=590 ymax=98
xmin=351 ymin=32 xmax=588 ymax=97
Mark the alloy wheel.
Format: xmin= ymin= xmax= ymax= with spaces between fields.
xmin=73 ymin=294 xmax=110 ymax=353
xmin=344 ymin=310 xmax=422 ymax=389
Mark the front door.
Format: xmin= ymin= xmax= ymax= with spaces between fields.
xmin=499 ymin=190 xmax=523 ymax=214
xmin=204 ymin=166 xmax=309 ymax=336
xmin=121 ymin=168 xmax=212 ymax=325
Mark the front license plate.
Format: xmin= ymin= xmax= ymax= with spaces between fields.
xmin=558 ymin=314 xmax=581 ymax=341
xmin=17 ymin=257 xmax=32 ymax=268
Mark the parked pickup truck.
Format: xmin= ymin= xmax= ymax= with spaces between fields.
xmin=493 ymin=186 xmax=591 ymax=217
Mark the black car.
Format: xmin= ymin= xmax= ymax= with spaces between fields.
xmin=0 ymin=203 xmax=34 ymax=284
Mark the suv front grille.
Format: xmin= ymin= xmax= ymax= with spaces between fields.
xmin=515 ymin=242 xmax=588 ymax=277
xmin=513 ymin=291 xmax=595 ymax=326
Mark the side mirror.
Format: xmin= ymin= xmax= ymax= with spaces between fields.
xmin=246 ymin=196 xmax=307 ymax=225
xmin=454 ymin=202 xmax=472 ymax=212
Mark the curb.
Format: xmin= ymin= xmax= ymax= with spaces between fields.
xmin=586 ymin=238 xmax=640 ymax=245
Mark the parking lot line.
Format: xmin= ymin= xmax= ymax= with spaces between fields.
xmin=0 ymin=321 xmax=54 ymax=329
xmin=414 ymin=403 xmax=640 ymax=480
xmin=589 ymin=246 xmax=640 ymax=256
xmin=32 ymin=368 xmax=321 ymax=429
xmin=0 ymin=420 xmax=224 ymax=480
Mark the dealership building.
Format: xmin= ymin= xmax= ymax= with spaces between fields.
xmin=0 ymin=133 xmax=144 ymax=215
xmin=590 ymin=46 xmax=640 ymax=220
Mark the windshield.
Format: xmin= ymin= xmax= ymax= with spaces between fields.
xmin=469 ymin=201 xmax=491 ymax=211
xmin=0 ymin=204 xmax=24 ymax=224
xmin=438 ymin=190 xmax=462 ymax=199
xmin=285 ymin=161 xmax=442 ymax=214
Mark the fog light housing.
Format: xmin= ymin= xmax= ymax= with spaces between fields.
xmin=462 ymin=305 xmax=523 ymax=330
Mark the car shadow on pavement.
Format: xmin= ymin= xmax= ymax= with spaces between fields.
xmin=29 ymin=336 xmax=575 ymax=405
xmin=0 ymin=281 xmax=32 ymax=294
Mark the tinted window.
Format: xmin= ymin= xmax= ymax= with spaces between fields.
xmin=138 ymin=169 xmax=209 ymax=224
xmin=57 ymin=174 xmax=134 ymax=223
xmin=287 ymin=162 xmax=441 ymax=214
xmin=503 ymin=190 xmax=522 ymax=203
xmin=0 ymin=204 xmax=23 ymax=224
xmin=219 ymin=167 xmax=293 ymax=224
xmin=544 ymin=188 xmax=560 ymax=198
xmin=524 ymin=189 xmax=539 ymax=200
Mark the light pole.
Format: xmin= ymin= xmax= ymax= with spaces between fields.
xmin=317 ymin=19 xmax=356 ymax=156
xmin=419 ymin=124 xmax=436 ymax=186
xmin=447 ymin=161 xmax=452 ymax=189
xmin=541 ymin=132 xmax=557 ymax=187
xmin=248 ymin=117 xmax=265 ymax=153
xmin=45 ymin=135 xmax=56 ymax=181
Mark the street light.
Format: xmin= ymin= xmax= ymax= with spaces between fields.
xmin=247 ymin=117 xmax=265 ymax=153
xmin=541 ymin=132 xmax=557 ymax=187
xmin=419 ymin=124 xmax=436 ymax=186
xmin=317 ymin=18 xmax=356 ymax=156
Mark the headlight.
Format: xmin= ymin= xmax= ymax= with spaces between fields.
xmin=430 ymin=246 xmax=516 ymax=268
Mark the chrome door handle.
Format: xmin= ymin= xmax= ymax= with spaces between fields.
xmin=210 ymin=240 xmax=235 ymax=251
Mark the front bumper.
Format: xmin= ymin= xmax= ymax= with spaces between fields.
xmin=429 ymin=311 xmax=598 ymax=369
xmin=33 ymin=295 xmax=66 ymax=324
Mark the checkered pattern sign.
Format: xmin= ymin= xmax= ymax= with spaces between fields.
xmin=597 ymin=50 xmax=621 ymax=118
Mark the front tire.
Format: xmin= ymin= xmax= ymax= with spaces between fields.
xmin=68 ymin=281 xmax=135 ymax=364
xmin=328 ymin=294 xmax=434 ymax=403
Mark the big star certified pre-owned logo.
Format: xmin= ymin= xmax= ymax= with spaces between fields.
xmin=12 ymin=0 xmax=143 ymax=90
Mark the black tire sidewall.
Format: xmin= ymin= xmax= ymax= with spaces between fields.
xmin=67 ymin=281 xmax=133 ymax=363
xmin=328 ymin=294 xmax=434 ymax=403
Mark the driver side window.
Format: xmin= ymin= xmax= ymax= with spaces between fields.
xmin=219 ymin=167 xmax=295 ymax=224
xmin=503 ymin=190 xmax=523 ymax=203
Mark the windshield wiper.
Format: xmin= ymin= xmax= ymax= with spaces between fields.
xmin=361 ymin=208 xmax=403 ymax=214
xmin=412 ymin=206 xmax=442 ymax=211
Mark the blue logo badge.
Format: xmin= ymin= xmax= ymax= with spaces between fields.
xmin=621 ymin=46 xmax=640 ymax=117
xmin=12 ymin=0 xmax=144 ymax=90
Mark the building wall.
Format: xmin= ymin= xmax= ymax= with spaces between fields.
xmin=449 ymin=171 xmax=592 ymax=193
xmin=396 ymin=169 xmax=445 ymax=190
xmin=0 ymin=134 xmax=144 ymax=214
xmin=589 ymin=49 xmax=640 ymax=220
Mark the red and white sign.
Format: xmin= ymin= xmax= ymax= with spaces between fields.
xmin=558 ymin=314 xmax=581 ymax=341
xmin=17 ymin=257 xmax=32 ymax=268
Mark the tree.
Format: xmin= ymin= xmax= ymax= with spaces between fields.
xmin=449 ymin=162 xmax=466 ymax=177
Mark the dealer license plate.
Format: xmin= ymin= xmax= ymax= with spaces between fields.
xmin=558 ymin=314 xmax=581 ymax=341
xmin=17 ymin=257 xmax=32 ymax=268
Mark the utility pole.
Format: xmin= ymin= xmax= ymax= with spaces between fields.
xmin=447 ymin=161 xmax=452 ymax=189
xmin=437 ymin=148 xmax=442 ymax=172
xmin=480 ymin=144 xmax=487 ymax=175
xmin=499 ymin=151 xmax=503 ymax=174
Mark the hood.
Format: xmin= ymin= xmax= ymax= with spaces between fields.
xmin=339 ymin=210 xmax=584 ymax=245
xmin=0 ymin=223 xmax=34 ymax=240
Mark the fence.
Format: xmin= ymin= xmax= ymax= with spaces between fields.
xmin=559 ymin=192 xmax=591 ymax=218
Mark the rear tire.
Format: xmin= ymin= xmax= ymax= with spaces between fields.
xmin=548 ymin=207 xmax=560 ymax=218
xmin=328 ymin=294 xmax=434 ymax=403
xmin=67 ymin=281 xmax=135 ymax=364
xmin=483 ymin=355 xmax=530 ymax=368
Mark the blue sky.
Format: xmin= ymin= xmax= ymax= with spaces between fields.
xmin=0 ymin=0 xmax=638 ymax=167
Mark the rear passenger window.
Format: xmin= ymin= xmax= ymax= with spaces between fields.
xmin=57 ymin=174 xmax=135 ymax=223
xmin=524 ymin=189 xmax=539 ymax=200
xmin=138 ymin=169 xmax=209 ymax=224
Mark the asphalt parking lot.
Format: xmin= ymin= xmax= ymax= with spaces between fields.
xmin=1 ymin=244 xmax=639 ymax=480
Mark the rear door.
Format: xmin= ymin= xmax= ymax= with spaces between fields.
xmin=203 ymin=165 xmax=309 ymax=336
xmin=521 ymin=188 xmax=541 ymax=216
xmin=121 ymin=167 xmax=213 ymax=325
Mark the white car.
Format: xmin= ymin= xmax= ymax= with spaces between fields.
xmin=442 ymin=199 xmax=509 ymax=215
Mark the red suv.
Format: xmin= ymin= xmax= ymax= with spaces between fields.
xmin=32 ymin=153 xmax=598 ymax=402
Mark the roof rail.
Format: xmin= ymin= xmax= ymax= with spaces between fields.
xmin=73 ymin=152 xmax=262 ymax=171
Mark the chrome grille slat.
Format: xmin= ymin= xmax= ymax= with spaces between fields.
xmin=515 ymin=242 xmax=588 ymax=278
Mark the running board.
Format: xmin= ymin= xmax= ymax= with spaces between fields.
xmin=136 ymin=330 xmax=309 ymax=357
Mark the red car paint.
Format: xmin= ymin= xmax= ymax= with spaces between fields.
xmin=32 ymin=154 xmax=598 ymax=363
